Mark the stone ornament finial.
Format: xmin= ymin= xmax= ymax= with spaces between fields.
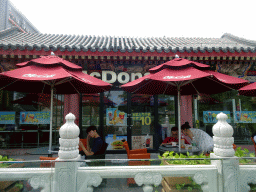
xmin=212 ymin=112 xmax=235 ymax=157
xmin=58 ymin=113 xmax=80 ymax=160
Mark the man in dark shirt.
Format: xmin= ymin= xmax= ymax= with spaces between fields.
xmin=161 ymin=126 xmax=189 ymax=145
xmin=79 ymin=126 xmax=103 ymax=157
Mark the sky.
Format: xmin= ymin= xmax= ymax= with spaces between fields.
xmin=9 ymin=0 xmax=256 ymax=40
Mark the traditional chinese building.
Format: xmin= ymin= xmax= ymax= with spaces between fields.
xmin=0 ymin=0 xmax=256 ymax=151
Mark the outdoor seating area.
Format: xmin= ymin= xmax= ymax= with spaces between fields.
xmin=1 ymin=112 xmax=256 ymax=192
xmin=2 ymin=1 xmax=256 ymax=191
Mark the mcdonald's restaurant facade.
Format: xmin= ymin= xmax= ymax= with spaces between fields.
xmin=1 ymin=20 xmax=256 ymax=152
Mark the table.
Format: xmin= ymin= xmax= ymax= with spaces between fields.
xmin=158 ymin=145 xmax=201 ymax=156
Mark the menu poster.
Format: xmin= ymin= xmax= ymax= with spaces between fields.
xmin=132 ymin=135 xmax=153 ymax=149
xmin=203 ymin=111 xmax=230 ymax=123
xmin=0 ymin=112 xmax=15 ymax=124
xmin=106 ymin=108 xmax=127 ymax=126
xmin=105 ymin=134 xmax=127 ymax=150
xmin=132 ymin=112 xmax=151 ymax=126
xmin=234 ymin=111 xmax=256 ymax=123
xmin=20 ymin=111 xmax=50 ymax=124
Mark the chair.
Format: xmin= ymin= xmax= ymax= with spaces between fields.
xmin=123 ymin=141 xmax=150 ymax=185
xmin=251 ymin=137 xmax=256 ymax=154
xmin=39 ymin=156 xmax=57 ymax=167
xmin=79 ymin=138 xmax=87 ymax=151
xmin=123 ymin=141 xmax=150 ymax=160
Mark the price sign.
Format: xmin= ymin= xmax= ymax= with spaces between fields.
xmin=132 ymin=112 xmax=151 ymax=125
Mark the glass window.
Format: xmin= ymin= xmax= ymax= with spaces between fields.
xmin=195 ymin=90 xmax=256 ymax=144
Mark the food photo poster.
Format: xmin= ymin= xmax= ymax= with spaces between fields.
xmin=106 ymin=108 xmax=127 ymax=126
xmin=105 ymin=134 xmax=127 ymax=150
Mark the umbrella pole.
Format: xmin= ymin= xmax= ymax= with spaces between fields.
xmin=178 ymin=86 xmax=181 ymax=152
xmin=49 ymin=87 xmax=54 ymax=156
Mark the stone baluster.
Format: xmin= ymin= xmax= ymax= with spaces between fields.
xmin=210 ymin=112 xmax=240 ymax=192
xmin=54 ymin=113 xmax=82 ymax=192
xmin=57 ymin=113 xmax=80 ymax=160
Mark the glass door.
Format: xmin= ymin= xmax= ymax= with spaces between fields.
xmin=103 ymin=90 xmax=128 ymax=151
xmin=130 ymin=94 xmax=154 ymax=150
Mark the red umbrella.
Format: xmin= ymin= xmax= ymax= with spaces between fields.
xmin=12 ymin=93 xmax=64 ymax=107
xmin=238 ymin=82 xmax=256 ymax=96
xmin=121 ymin=57 xmax=248 ymax=151
xmin=149 ymin=58 xmax=209 ymax=73
xmin=83 ymin=94 xmax=116 ymax=106
xmin=0 ymin=55 xmax=111 ymax=154
xmin=17 ymin=55 xmax=81 ymax=70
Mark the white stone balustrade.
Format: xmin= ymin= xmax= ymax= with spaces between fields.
xmin=58 ymin=113 xmax=81 ymax=160
xmin=212 ymin=112 xmax=235 ymax=157
xmin=1 ymin=112 xmax=256 ymax=192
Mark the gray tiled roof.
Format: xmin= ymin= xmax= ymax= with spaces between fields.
xmin=0 ymin=27 xmax=256 ymax=53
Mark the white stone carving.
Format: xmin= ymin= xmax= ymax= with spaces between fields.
xmin=77 ymin=173 xmax=102 ymax=192
xmin=193 ymin=171 xmax=207 ymax=184
xmin=212 ymin=112 xmax=235 ymax=157
xmin=58 ymin=113 xmax=80 ymax=160
xmin=134 ymin=172 xmax=162 ymax=192
xmin=134 ymin=172 xmax=162 ymax=186
xmin=87 ymin=174 xmax=102 ymax=187
xmin=29 ymin=175 xmax=52 ymax=192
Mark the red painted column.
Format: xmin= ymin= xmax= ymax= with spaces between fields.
xmin=63 ymin=94 xmax=80 ymax=126
xmin=180 ymin=95 xmax=193 ymax=127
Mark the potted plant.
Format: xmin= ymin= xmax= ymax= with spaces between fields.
xmin=234 ymin=147 xmax=255 ymax=164
xmin=0 ymin=155 xmax=24 ymax=191
xmin=158 ymin=151 xmax=210 ymax=191
xmin=159 ymin=147 xmax=256 ymax=191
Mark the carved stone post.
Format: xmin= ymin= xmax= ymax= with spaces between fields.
xmin=210 ymin=112 xmax=240 ymax=192
xmin=134 ymin=172 xmax=162 ymax=192
xmin=54 ymin=113 xmax=81 ymax=192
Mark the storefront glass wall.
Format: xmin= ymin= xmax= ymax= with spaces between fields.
xmin=195 ymin=90 xmax=256 ymax=144
xmin=0 ymin=91 xmax=64 ymax=148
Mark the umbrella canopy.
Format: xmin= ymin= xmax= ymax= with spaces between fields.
xmin=238 ymin=82 xmax=256 ymax=96
xmin=12 ymin=93 xmax=64 ymax=107
xmin=149 ymin=57 xmax=210 ymax=73
xmin=122 ymin=67 xmax=247 ymax=95
xmin=16 ymin=55 xmax=82 ymax=70
xmin=121 ymin=57 xmax=249 ymax=151
xmin=83 ymin=94 xmax=117 ymax=106
xmin=0 ymin=55 xmax=111 ymax=154
xmin=0 ymin=65 xmax=110 ymax=94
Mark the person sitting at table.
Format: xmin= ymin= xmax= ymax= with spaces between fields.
xmin=79 ymin=126 xmax=103 ymax=158
xmin=181 ymin=122 xmax=194 ymax=144
xmin=161 ymin=126 xmax=190 ymax=145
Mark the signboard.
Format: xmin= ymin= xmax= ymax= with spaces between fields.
xmin=132 ymin=112 xmax=151 ymax=125
xmin=106 ymin=108 xmax=127 ymax=126
xmin=20 ymin=111 xmax=50 ymax=124
xmin=105 ymin=134 xmax=127 ymax=150
xmin=132 ymin=135 xmax=153 ymax=149
xmin=234 ymin=111 xmax=256 ymax=123
xmin=203 ymin=111 xmax=231 ymax=123
xmin=0 ymin=112 xmax=15 ymax=124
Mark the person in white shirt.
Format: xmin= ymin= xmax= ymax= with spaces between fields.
xmin=181 ymin=122 xmax=194 ymax=144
